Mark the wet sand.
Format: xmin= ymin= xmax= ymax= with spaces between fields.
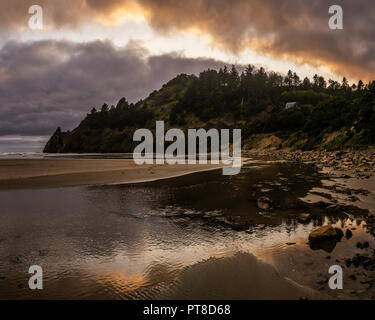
xmin=160 ymin=253 xmax=329 ymax=300
xmin=1 ymin=156 xmax=374 ymax=299
xmin=0 ymin=159 xmax=225 ymax=190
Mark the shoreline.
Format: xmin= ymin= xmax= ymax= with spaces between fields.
xmin=0 ymin=159 xmax=227 ymax=191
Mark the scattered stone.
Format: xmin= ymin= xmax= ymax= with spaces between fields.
xmin=345 ymin=229 xmax=353 ymax=239
xmin=39 ymin=249 xmax=49 ymax=257
xmin=357 ymin=241 xmax=370 ymax=249
xmin=9 ymin=256 xmax=22 ymax=264
xmin=257 ymin=196 xmax=272 ymax=210
xmin=298 ymin=213 xmax=311 ymax=223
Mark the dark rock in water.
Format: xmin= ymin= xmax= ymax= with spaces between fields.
xmin=308 ymin=225 xmax=343 ymax=253
xmin=257 ymin=196 xmax=272 ymax=210
xmin=356 ymin=241 xmax=369 ymax=249
xmin=39 ymin=249 xmax=49 ymax=257
xmin=252 ymin=184 xmax=262 ymax=191
xmin=10 ymin=256 xmax=22 ymax=264
xmin=312 ymin=201 xmax=329 ymax=209
xmin=345 ymin=254 xmax=375 ymax=270
xmin=335 ymin=228 xmax=344 ymax=239
xmin=345 ymin=229 xmax=353 ymax=239
xmin=281 ymin=198 xmax=307 ymax=210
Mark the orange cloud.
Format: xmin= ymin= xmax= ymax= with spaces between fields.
xmin=1 ymin=0 xmax=374 ymax=81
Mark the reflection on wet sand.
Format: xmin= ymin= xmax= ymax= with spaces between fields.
xmin=0 ymin=161 xmax=374 ymax=299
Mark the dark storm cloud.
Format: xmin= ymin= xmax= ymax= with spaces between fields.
xmin=2 ymin=0 xmax=374 ymax=80
xmin=0 ymin=40 xmax=224 ymax=138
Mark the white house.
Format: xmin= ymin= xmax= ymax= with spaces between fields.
xmin=285 ymin=102 xmax=297 ymax=109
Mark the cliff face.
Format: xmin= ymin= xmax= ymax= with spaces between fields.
xmin=43 ymin=128 xmax=70 ymax=153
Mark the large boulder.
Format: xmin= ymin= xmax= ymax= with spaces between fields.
xmin=309 ymin=225 xmax=343 ymax=242
xmin=308 ymin=225 xmax=344 ymax=252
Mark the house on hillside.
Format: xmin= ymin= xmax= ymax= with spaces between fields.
xmin=285 ymin=102 xmax=297 ymax=109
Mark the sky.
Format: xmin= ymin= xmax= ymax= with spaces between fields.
xmin=0 ymin=0 xmax=374 ymax=152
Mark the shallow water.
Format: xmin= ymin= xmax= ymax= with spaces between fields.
xmin=0 ymin=161 xmax=373 ymax=299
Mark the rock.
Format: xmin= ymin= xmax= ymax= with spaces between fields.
xmin=9 ymin=256 xmax=22 ymax=264
xmin=257 ymin=196 xmax=272 ymax=210
xmin=39 ymin=249 xmax=49 ymax=257
xmin=298 ymin=213 xmax=311 ymax=223
xmin=356 ymin=241 xmax=370 ymax=249
xmin=345 ymin=229 xmax=353 ymax=239
xmin=335 ymin=228 xmax=344 ymax=239
xmin=308 ymin=225 xmax=344 ymax=252
xmin=309 ymin=225 xmax=343 ymax=243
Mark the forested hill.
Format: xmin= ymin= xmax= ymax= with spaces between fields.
xmin=44 ymin=66 xmax=375 ymax=153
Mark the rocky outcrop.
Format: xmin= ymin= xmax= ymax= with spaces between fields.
xmin=43 ymin=128 xmax=68 ymax=153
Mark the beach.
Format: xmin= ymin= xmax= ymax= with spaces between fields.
xmin=0 ymin=158 xmax=225 ymax=190
xmin=0 ymin=154 xmax=374 ymax=300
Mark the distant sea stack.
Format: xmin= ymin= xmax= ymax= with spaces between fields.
xmin=43 ymin=127 xmax=70 ymax=153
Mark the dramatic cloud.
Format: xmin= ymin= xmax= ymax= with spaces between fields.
xmin=1 ymin=0 xmax=374 ymax=80
xmin=136 ymin=0 xmax=375 ymax=80
xmin=0 ymin=40 xmax=224 ymax=140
